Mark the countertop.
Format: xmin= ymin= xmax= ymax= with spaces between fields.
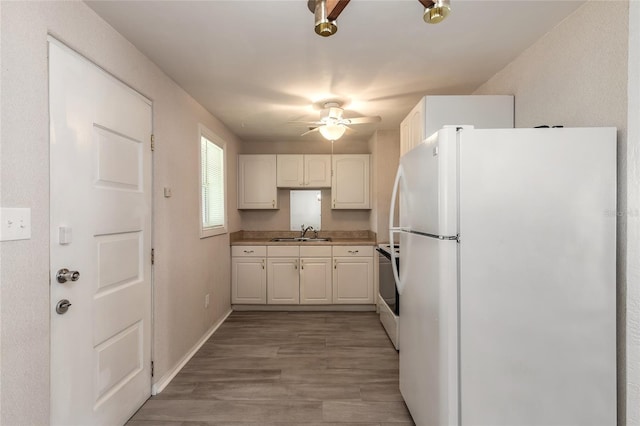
xmin=230 ymin=230 xmax=377 ymax=246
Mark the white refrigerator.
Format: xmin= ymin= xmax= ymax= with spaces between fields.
xmin=389 ymin=126 xmax=617 ymax=426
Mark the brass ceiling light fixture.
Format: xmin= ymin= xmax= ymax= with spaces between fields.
xmin=313 ymin=0 xmax=338 ymax=37
xmin=422 ymin=0 xmax=451 ymax=24
xmin=306 ymin=0 xmax=450 ymax=38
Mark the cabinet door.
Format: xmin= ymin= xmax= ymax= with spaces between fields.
xmin=304 ymin=155 xmax=331 ymax=188
xmin=300 ymin=257 xmax=332 ymax=304
xmin=331 ymin=154 xmax=370 ymax=209
xmin=232 ymin=257 xmax=266 ymax=304
xmin=267 ymin=258 xmax=300 ymax=304
xmin=332 ymin=257 xmax=374 ymax=304
xmin=409 ymin=99 xmax=425 ymax=152
xmin=277 ymin=154 xmax=304 ymax=188
xmin=238 ymin=155 xmax=278 ymax=209
xmin=400 ymin=116 xmax=411 ymax=157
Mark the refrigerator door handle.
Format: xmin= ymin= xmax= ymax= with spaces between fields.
xmin=389 ymin=165 xmax=405 ymax=294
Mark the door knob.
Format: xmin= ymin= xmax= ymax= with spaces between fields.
xmin=56 ymin=299 xmax=72 ymax=314
xmin=56 ymin=268 xmax=80 ymax=283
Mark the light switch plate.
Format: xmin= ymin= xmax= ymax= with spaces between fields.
xmin=0 ymin=208 xmax=31 ymax=241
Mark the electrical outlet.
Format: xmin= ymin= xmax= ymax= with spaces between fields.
xmin=204 ymin=293 xmax=210 ymax=308
xmin=0 ymin=208 xmax=31 ymax=241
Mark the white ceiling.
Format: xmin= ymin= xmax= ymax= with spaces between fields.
xmin=87 ymin=0 xmax=585 ymax=143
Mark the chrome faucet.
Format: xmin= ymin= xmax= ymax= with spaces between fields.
xmin=300 ymin=225 xmax=314 ymax=238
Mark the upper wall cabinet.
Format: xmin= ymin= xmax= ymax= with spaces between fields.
xmin=238 ymin=155 xmax=278 ymax=209
xmin=400 ymin=95 xmax=514 ymax=156
xmin=277 ymin=154 xmax=331 ymax=188
xmin=331 ymin=154 xmax=370 ymax=210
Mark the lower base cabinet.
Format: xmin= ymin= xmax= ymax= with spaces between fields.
xmin=267 ymin=257 xmax=299 ymax=304
xmin=332 ymin=246 xmax=374 ymax=304
xmin=231 ymin=257 xmax=266 ymax=304
xmin=231 ymin=244 xmax=374 ymax=306
xmin=300 ymin=257 xmax=332 ymax=304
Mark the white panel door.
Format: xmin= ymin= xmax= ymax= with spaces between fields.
xmin=267 ymin=258 xmax=300 ymax=304
xmin=49 ymin=40 xmax=152 ymax=426
xmin=300 ymin=257 xmax=332 ymax=304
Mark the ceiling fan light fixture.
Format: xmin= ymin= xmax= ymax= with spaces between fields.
xmin=314 ymin=0 xmax=338 ymax=37
xmin=423 ymin=0 xmax=451 ymax=24
xmin=319 ymin=124 xmax=346 ymax=141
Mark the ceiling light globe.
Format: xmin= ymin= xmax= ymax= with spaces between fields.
xmin=424 ymin=0 xmax=451 ymax=24
xmin=319 ymin=124 xmax=346 ymax=141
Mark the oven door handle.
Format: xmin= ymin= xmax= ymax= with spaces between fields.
xmin=389 ymin=164 xmax=405 ymax=295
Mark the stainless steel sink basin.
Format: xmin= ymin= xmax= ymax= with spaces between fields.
xmin=270 ymin=237 xmax=332 ymax=242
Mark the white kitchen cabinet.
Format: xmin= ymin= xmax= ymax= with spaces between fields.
xmin=400 ymin=95 xmax=514 ymax=156
xmin=300 ymin=245 xmax=333 ymax=304
xmin=266 ymin=245 xmax=300 ymax=304
xmin=400 ymin=98 xmax=425 ymax=156
xmin=276 ymin=154 xmax=331 ymax=188
xmin=331 ymin=154 xmax=370 ymax=209
xmin=276 ymin=155 xmax=304 ymax=187
xmin=332 ymin=246 xmax=374 ymax=304
xmin=231 ymin=245 xmax=267 ymax=304
xmin=305 ymin=155 xmax=332 ymax=187
xmin=238 ymin=155 xmax=278 ymax=209
xmin=267 ymin=258 xmax=300 ymax=304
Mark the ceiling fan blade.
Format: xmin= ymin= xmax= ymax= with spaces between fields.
xmin=288 ymin=120 xmax=323 ymax=125
xmin=301 ymin=128 xmax=320 ymax=136
xmin=343 ymin=116 xmax=382 ymax=125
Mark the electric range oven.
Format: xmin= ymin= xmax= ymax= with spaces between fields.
xmin=376 ymin=244 xmax=399 ymax=349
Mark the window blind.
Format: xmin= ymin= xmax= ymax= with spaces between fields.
xmin=201 ymin=135 xmax=225 ymax=229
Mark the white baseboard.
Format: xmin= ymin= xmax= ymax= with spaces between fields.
xmin=151 ymin=308 xmax=232 ymax=395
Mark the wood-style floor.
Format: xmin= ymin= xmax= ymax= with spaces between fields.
xmin=128 ymin=311 xmax=414 ymax=425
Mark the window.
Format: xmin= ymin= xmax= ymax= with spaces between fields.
xmin=199 ymin=125 xmax=227 ymax=238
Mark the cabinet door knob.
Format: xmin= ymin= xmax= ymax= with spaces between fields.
xmin=261 ymin=259 xmax=265 ymax=269
xmin=301 ymin=260 xmax=304 ymax=270
xmin=294 ymin=260 xmax=298 ymax=270
xmin=272 ymin=200 xmax=275 ymax=208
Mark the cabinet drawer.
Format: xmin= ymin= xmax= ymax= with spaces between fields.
xmin=300 ymin=246 xmax=332 ymax=257
xmin=332 ymin=245 xmax=373 ymax=257
xmin=267 ymin=245 xmax=300 ymax=257
xmin=232 ymin=246 xmax=267 ymax=257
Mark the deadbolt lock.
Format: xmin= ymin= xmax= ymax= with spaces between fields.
xmin=56 ymin=299 xmax=72 ymax=314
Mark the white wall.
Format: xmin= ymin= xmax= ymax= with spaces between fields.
xmin=474 ymin=1 xmax=631 ymax=422
xmin=0 ymin=2 xmax=240 ymax=424
xmin=369 ymin=130 xmax=400 ymax=243
xmin=626 ymin=2 xmax=640 ymax=424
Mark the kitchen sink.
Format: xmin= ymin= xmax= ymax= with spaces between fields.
xmin=270 ymin=237 xmax=332 ymax=242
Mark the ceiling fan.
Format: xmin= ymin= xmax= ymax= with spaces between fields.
xmin=293 ymin=101 xmax=382 ymax=141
